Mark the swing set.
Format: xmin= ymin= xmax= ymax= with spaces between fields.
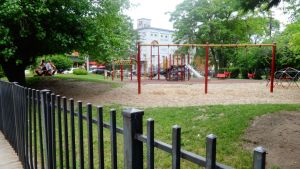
xmin=136 ymin=42 xmax=276 ymax=95
xmin=111 ymin=55 xmax=136 ymax=81
xmin=148 ymin=45 xmax=193 ymax=81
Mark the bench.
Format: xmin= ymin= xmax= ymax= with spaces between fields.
xmin=216 ymin=73 xmax=226 ymax=79
xmin=216 ymin=71 xmax=231 ymax=79
xmin=248 ymin=73 xmax=255 ymax=79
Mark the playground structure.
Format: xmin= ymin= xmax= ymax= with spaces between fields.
xmin=111 ymin=57 xmax=136 ymax=81
xmin=136 ymin=43 xmax=276 ymax=94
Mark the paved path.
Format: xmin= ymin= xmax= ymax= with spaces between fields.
xmin=0 ymin=132 xmax=23 ymax=169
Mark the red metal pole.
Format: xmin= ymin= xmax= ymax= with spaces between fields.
xmin=158 ymin=46 xmax=160 ymax=80
xmin=188 ymin=52 xmax=190 ymax=81
xmin=120 ymin=63 xmax=123 ymax=81
xmin=270 ymin=43 xmax=276 ymax=93
xmin=181 ymin=54 xmax=183 ymax=80
xmin=137 ymin=43 xmax=141 ymax=94
xmin=183 ymin=55 xmax=186 ymax=80
xmin=150 ymin=46 xmax=153 ymax=80
xmin=130 ymin=55 xmax=132 ymax=81
xmin=205 ymin=42 xmax=209 ymax=94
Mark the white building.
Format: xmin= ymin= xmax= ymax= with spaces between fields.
xmin=136 ymin=18 xmax=177 ymax=72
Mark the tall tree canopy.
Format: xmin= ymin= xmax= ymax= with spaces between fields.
xmin=239 ymin=0 xmax=281 ymax=10
xmin=0 ymin=0 xmax=134 ymax=84
xmin=170 ymin=0 xmax=277 ymax=71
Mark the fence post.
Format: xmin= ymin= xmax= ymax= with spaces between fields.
xmin=253 ymin=147 xmax=266 ymax=169
xmin=206 ymin=134 xmax=217 ymax=169
xmin=123 ymin=108 xmax=144 ymax=169
xmin=40 ymin=89 xmax=51 ymax=169
xmin=0 ymin=83 xmax=2 ymax=132
xmin=11 ymin=82 xmax=21 ymax=160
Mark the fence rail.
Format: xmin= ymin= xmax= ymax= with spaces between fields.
xmin=0 ymin=80 xmax=266 ymax=169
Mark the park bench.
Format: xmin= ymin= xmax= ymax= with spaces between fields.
xmin=216 ymin=71 xmax=231 ymax=79
xmin=248 ymin=73 xmax=255 ymax=79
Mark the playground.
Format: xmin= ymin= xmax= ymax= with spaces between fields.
xmin=29 ymin=76 xmax=300 ymax=108
xmin=26 ymin=74 xmax=300 ymax=169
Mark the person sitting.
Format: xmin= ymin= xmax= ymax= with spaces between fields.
xmin=35 ymin=60 xmax=47 ymax=76
xmin=45 ymin=60 xmax=56 ymax=75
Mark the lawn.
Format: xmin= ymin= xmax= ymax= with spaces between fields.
xmin=30 ymin=103 xmax=300 ymax=169
xmin=26 ymin=73 xmax=120 ymax=88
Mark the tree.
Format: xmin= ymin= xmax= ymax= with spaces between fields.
xmin=274 ymin=19 xmax=300 ymax=69
xmin=239 ymin=0 xmax=300 ymax=20
xmin=83 ymin=0 xmax=137 ymax=62
xmin=170 ymin=0 xmax=275 ymax=72
xmin=0 ymin=0 xmax=134 ymax=85
xmin=239 ymin=0 xmax=281 ymax=10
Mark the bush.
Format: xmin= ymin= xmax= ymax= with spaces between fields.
xmin=34 ymin=54 xmax=73 ymax=71
xmin=49 ymin=55 xmax=73 ymax=70
xmin=73 ymin=69 xmax=88 ymax=75
xmin=218 ymin=68 xmax=227 ymax=73
xmin=240 ymin=68 xmax=249 ymax=79
xmin=253 ymin=70 xmax=262 ymax=80
xmin=227 ymin=68 xmax=240 ymax=78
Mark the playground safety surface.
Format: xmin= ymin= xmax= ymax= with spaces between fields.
xmin=29 ymin=78 xmax=300 ymax=108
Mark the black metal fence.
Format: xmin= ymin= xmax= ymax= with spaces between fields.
xmin=0 ymin=80 xmax=266 ymax=169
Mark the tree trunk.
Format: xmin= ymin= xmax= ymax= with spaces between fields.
xmin=1 ymin=60 xmax=26 ymax=86
xmin=210 ymin=48 xmax=218 ymax=73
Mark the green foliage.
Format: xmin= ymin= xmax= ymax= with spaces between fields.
xmin=49 ymin=55 xmax=73 ymax=70
xmin=273 ymin=18 xmax=300 ymax=70
xmin=253 ymin=70 xmax=263 ymax=79
xmin=84 ymin=1 xmax=137 ymax=61
xmin=228 ymin=67 xmax=240 ymax=78
xmin=240 ymin=68 xmax=249 ymax=79
xmin=73 ymin=69 xmax=88 ymax=75
xmin=238 ymin=0 xmax=281 ymax=11
xmin=170 ymin=0 xmax=277 ymax=73
xmin=34 ymin=55 xmax=73 ymax=71
xmin=0 ymin=65 xmax=4 ymax=78
xmin=0 ymin=0 xmax=134 ymax=84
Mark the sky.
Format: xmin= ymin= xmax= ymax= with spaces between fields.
xmin=125 ymin=0 xmax=184 ymax=30
xmin=126 ymin=0 xmax=290 ymax=31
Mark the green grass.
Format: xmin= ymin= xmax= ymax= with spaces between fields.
xmin=26 ymin=73 xmax=121 ymax=88
xmin=31 ymin=104 xmax=300 ymax=169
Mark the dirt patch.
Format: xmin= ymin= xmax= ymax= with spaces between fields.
xmin=243 ymin=111 xmax=300 ymax=169
xmin=29 ymin=78 xmax=113 ymax=102
xmin=29 ymin=78 xmax=300 ymax=107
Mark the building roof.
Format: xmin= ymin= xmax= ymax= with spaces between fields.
xmin=136 ymin=27 xmax=175 ymax=33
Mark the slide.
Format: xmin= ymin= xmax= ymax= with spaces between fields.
xmin=185 ymin=64 xmax=203 ymax=78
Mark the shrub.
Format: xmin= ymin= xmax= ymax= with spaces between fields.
xmin=240 ymin=68 xmax=249 ymax=79
xmin=253 ymin=70 xmax=262 ymax=80
xmin=218 ymin=68 xmax=227 ymax=73
xmin=227 ymin=67 xmax=240 ymax=78
xmin=34 ymin=54 xmax=73 ymax=71
xmin=49 ymin=55 xmax=73 ymax=70
xmin=73 ymin=69 xmax=88 ymax=75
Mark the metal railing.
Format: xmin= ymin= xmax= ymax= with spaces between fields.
xmin=0 ymin=80 xmax=266 ymax=169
